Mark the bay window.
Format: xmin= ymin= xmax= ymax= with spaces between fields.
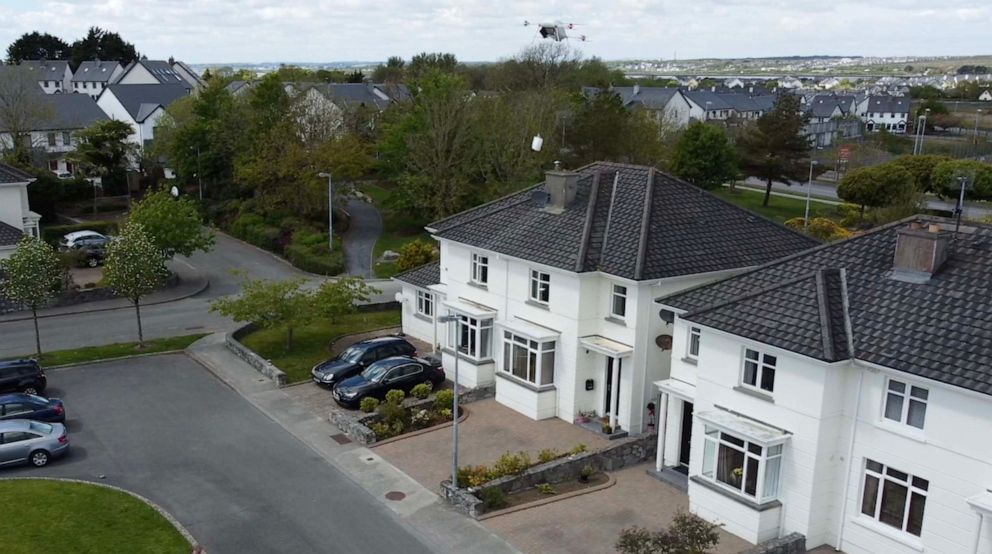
xmin=701 ymin=425 xmax=783 ymax=503
xmin=501 ymin=331 xmax=555 ymax=386
xmin=448 ymin=312 xmax=492 ymax=359
xmin=861 ymin=459 xmax=927 ymax=537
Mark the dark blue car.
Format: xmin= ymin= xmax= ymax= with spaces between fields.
xmin=0 ymin=393 xmax=66 ymax=423
xmin=332 ymin=356 xmax=445 ymax=409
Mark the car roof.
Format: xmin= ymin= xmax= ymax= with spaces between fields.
xmin=356 ymin=336 xmax=410 ymax=347
xmin=63 ymin=230 xmax=104 ymax=241
xmin=0 ymin=393 xmax=41 ymax=403
xmin=0 ymin=419 xmax=34 ymax=432
xmin=0 ymin=359 xmax=37 ymax=369
xmin=367 ymin=355 xmax=421 ymax=369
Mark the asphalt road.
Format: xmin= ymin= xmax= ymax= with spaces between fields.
xmin=0 ymin=233 xmax=400 ymax=358
xmin=5 ymin=355 xmax=434 ymax=554
xmin=342 ymin=199 xmax=382 ymax=279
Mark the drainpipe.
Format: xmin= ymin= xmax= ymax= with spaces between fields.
xmin=609 ymin=357 xmax=621 ymax=431
xmin=655 ymin=391 xmax=669 ymax=471
xmin=835 ymin=364 xmax=866 ymax=551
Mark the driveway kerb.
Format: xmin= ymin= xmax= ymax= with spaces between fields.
xmin=45 ymin=348 xmax=188 ymax=370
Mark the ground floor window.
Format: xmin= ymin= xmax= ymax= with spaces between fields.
xmin=448 ymin=312 xmax=492 ymax=359
xmin=701 ymin=426 xmax=782 ymax=503
xmin=415 ymin=290 xmax=433 ymax=317
xmin=501 ymin=331 xmax=555 ymax=386
xmin=860 ymin=459 xmax=927 ymax=537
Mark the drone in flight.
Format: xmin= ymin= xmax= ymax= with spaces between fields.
xmin=523 ymin=20 xmax=587 ymax=42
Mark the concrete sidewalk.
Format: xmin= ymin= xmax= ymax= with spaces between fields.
xmin=0 ymin=257 xmax=209 ymax=323
xmin=187 ymin=333 xmax=519 ymax=554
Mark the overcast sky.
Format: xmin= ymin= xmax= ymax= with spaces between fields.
xmin=1 ymin=0 xmax=988 ymax=64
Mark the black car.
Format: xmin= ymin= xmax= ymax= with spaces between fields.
xmin=311 ymin=336 xmax=417 ymax=387
xmin=0 ymin=393 xmax=65 ymax=423
xmin=0 ymin=360 xmax=47 ymax=395
xmin=332 ymin=356 xmax=445 ymax=409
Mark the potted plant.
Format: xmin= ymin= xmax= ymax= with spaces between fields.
xmin=579 ymin=464 xmax=595 ymax=483
xmin=730 ymin=467 xmax=744 ymax=487
xmin=601 ymin=422 xmax=613 ymax=435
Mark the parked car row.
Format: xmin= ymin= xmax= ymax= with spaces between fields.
xmin=0 ymin=359 xmax=70 ymax=468
xmin=311 ymin=336 xmax=445 ymax=409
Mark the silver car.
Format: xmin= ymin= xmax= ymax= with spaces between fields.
xmin=0 ymin=419 xmax=69 ymax=468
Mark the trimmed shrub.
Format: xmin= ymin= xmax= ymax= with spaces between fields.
xmin=384 ymin=389 xmax=405 ymax=405
xmin=396 ymin=239 xmax=439 ymax=272
xmin=284 ymin=243 xmax=345 ymax=275
xmin=41 ymin=221 xmax=119 ymax=245
xmin=434 ymin=389 xmax=454 ymax=412
xmin=457 ymin=465 xmax=492 ymax=488
xmin=493 ymin=451 xmax=531 ymax=477
xmin=370 ymin=421 xmax=393 ymax=439
xmin=536 ymin=483 xmax=556 ymax=495
xmin=570 ymin=444 xmax=588 ymax=456
xmin=480 ymin=487 xmax=508 ymax=510
xmin=359 ymin=397 xmax=379 ymax=413
xmin=537 ymin=448 xmax=560 ymax=464
xmin=410 ymin=382 xmax=432 ymax=399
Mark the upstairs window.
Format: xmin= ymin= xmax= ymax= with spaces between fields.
xmin=742 ymin=348 xmax=776 ymax=393
xmin=470 ymin=253 xmax=489 ymax=285
xmin=46 ymin=133 xmax=56 ymax=147
xmin=62 ymin=131 xmax=71 ymax=145
xmin=687 ymin=326 xmax=701 ymax=359
xmin=861 ymin=459 xmax=927 ymax=537
xmin=415 ymin=290 xmax=433 ymax=318
xmin=529 ymin=270 xmax=550 ymax=304
xmin=610 ymin=285 xmax=627 ymax=318
xmin=883 ymin=379 xmax=928 ymax=430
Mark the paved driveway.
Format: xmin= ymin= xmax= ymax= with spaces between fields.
xmin=5 ymin=354 xmax=433 ymax=554
xmin=342 ymin=199 xmax=382 ymax=278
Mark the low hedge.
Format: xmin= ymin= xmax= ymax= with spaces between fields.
xmin=284 ymin=243 xmax=345 ymax=275
xmin=41 ymin=221 xmax=119 ymax=245
xmin=229 ymin=213 xmax=281 ymax=251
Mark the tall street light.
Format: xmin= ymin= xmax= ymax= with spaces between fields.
xmin=318 ymin=172 xmax=333 ymax=251
xmin=437 ymin=314 xmax=461 ymax=489
xmin=914 ymin=108 xmax=931 ymax=155
xmin=804 ymin=159 xmax=817 ymax=231
xmin=975 ymin=109 xmax=983 ymax=153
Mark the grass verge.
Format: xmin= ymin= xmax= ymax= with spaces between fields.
xmin=714 ymin=186 xmax=840 ymax=223
xmin=360 ymin=182 xmax=433 ymax=278
xmin=0 ymin=480 xmax=189 ymax=554
xmin=31 ymin=334 xmax=208 ymax=367
xmin=240 ymin=310 xmax=402 ymax=383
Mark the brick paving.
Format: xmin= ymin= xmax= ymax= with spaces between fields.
xmin=483 ymin=464 xmax=753 ymax=554
xmin=373 ymin=398 xmax=613 ymax=492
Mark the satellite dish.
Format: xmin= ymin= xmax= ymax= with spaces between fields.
xmin=170 ymin=186 xmax=180 ymax=197
xmin=531 ymin=135 xmax=544 ymax=152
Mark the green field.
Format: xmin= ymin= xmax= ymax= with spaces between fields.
xmin=241 ymin=310 xmax=402 ymax=383
xmin=0 ymin=480 xmax=189 ymax=554
xmin=27 ymin=334 xmax=208 ymax=367
xmin=714 ymin=186 xmax=840 ymax=224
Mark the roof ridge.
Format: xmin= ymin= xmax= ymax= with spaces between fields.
xmin=598 ymin=171 xmax=621 ymax=270
xmin=634 ymin=168 xmax=655 ymax=280
xmin=814 ymin=269 xmax=837 ymax=361
xmin=575 ymin=170 xmax=602 ymax=272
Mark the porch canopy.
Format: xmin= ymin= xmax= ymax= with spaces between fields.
xmin=696 ymin=410 xmax=790 ymax=447
xmin=500 ymin=318 xmax=560 ymax=341
xmin=442 ymin=297 xmax=497 ymax=318
xmin=655 ymin=378 xmax=696 ymax=401
xmin=579 ymin=335 xmax=633 ymax=358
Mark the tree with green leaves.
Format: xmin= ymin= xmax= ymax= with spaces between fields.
xmin=103 ymin=223 xmax=170 ymax=345
xmin=887 ymin=155 xmax=951 ymax=194
xmin=128 ymin=189 xmax=215 ymax=257
xmin=312 ymin=277 xmax=380 ymax=323
xmin=70 ymin=119 xmax=137 ymax=192
xmin=69 ymin=27 xmax=138 ymax=68
xmin=737 ymin=94 xmax=811 ymax=206
xmin=0 ymin=237 xmax=65 ymax=357
xmin=670 ymin=121 xmax=738 ymax=190
xmin=408 ymin=52 xmax=458 ymax=80
xmin=568 ymin=92 xmax=669 ymax=168
xmin=930 ymin=160 xmax=992 ymax=201
xmin=396 ymin=240 xmax=439 ymax=272
xmin=837 ymin=165 xmax=915 ymax=217
xmin=615 ymin=510 xmax=720 ymax=554
xmin=209 ymin=277 xmax=313 ymax=349
xmin=5 ymin=31 xmax=71 ymax=63
xmin=372 ymin=56 xmax=405 ymax=83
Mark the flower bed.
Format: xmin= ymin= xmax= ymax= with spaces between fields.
xmin=329 ymin=387 xmax=458 ymax=445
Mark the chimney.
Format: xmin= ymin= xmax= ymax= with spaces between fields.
xmin=891 ymin=221 xmax=950 ymax=283
xmin=543 ymin=162 xmax=579 ymax=214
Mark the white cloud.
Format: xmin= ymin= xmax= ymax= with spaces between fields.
xmin=0 ymin=0 xmax=986 ymax=63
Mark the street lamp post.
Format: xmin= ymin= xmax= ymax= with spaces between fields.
xmin=975 ymin=109 xmax=983 ymax=152
xmin=196 ymin=146 xmax=203 ymax=201
xmin=914 ymin=108 xmax=931 ymax=155
xmin=437 ymin=314 xmax=461 ymax=489
xmin=804 ymin=159 xmax=817 ymax=231
xmin=318 ymin=172 xmax=333 ymax=251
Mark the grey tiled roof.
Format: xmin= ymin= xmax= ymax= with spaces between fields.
xmin=0 ymin=221 xmax=23 ymax=247
xmin=866 ymin=95 xmax=910 ymax=115
xmin=104 ymin=84 xmax=190 ymax=122
xmin=429 ymin=162 xmax=820 ymax=281
xmin=393 ymin=261 xmax=440 ymax=289
xmin=659 ymin=217 xmax=992 ymax=395
xmin=72 ymin=61 xmax=120 ymax=83
xmin=0 ymin=163 xmax=34 ymax=184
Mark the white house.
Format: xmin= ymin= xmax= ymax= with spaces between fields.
xmin=292 ymin=83 xmax=405 ymax=142
xmin=653 ymin=217 xmax=992 ymax=553
xmin=0 ymin=164 xmax=39 ymax=259
xmin=582 ymin=86 xmax=689 ymax=127
xmin=71 ymin=60 xmax=124 ymax=99
xmin=859 ymin=95 xmax=910 ymax=133
xmin=980 ymin=90 xmax=992 ymax=102
xmin=113 ymin=59 xmax=193 ymax=89
xmin=96 ymin=84 xmax=189 ymax=156
xmin=18 ymin=60 xmax=72 ymax=94
xmin=394 ymin=162 xmax=817 ymax=435
xmin=0 ymin=94 xmax=108 ymax=175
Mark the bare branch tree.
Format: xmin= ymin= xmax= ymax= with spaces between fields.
xmin=0 ymin=66 xmax=53 ymax=162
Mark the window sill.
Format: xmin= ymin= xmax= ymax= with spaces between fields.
xmin=440 ymin=348 xmax=493 ymax=365
xmin=680 ymin=356 xmax=698 ymax=366
xmin=413 ymin=312 xmax=434 ymax=323
xmin=604 ymin=316 xmax=626 ymax=327
xmin=733 ymin=385 xmax=774 ymax=404
xmin=467 ymin=281 xmax=488 ymax=291
xmin=689 ymin=476 xmax=781 ymax=512
xmin=849 ymin=516 xmax=924 ymax=552
xmin=525 ymin=299 xmax=550 ymax=310
xmin=874 ymin=420 xmax=927 ymax=444
xmin=496 ymin=371 xmax=556 ymax=393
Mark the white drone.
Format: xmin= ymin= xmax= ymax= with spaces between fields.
xmin=523 ymin=20 xmax=587 ymax=42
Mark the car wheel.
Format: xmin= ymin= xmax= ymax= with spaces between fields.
xmin=22 ymin=386 xmax=38 ymax=395
xmin=29 ymin=450 xmax=49 ymax=467
xmin=87 ymin=257 xmax=98 ymax=268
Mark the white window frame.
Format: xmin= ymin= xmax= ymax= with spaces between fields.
xmin=610 ymin=284 xmax=627 ymax=319
xmin=741 ymin=348 xmax=776 ymax=393
xmin=860 ymin=458 xmax=928 ymax=537
xmin=882 ymin=378 xmax=928 ymax=430
xmin=470 ymin=253 xmax=489 ymax=285
xmin=447 ymin=311 xmax=493 ymax=360
xmin=415 ymin=290 xmax=433 ymax=318
xmin=529 ymin=270 xmax=550 ymax=304
xmin=500 ymin=331 xmax=556 ymax=387
xmin=687 ymin=326 xmax=701 ymax=360
xmin=700 ymin=425 xmax=783 ymax=503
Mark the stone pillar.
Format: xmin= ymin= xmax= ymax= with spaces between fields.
xmin=655 ymin=392 xmax=669 ymax=472
xmin=609 ymin=357 xmax=621 ymax=431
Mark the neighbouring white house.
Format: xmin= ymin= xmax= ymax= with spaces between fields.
xmin=653 ymin=217 xmax=992 ymax=552
xmin=113 ymin=58 xmax=194 ymax=90
xmin=18 ymin=60 xmax=72 ymax=94
xmin=394 ymin=162 xmax=817 ymax=435
xmin=858 ymin=95 xmax=910 ymax=133
xmin=96 ymin=84 xmax=190 ymax=157
xmin=582 ymin=86 xmax=689 ymax=127
xmin=71 ymin=60 xmax=124 ymax=99
xmin=291 ymin=83 xmax=406 ymax=142
xmin=980 ymin=90 xmax=992 ymax=102
xmin=0 ymin=163 xmax=39 ymax=259
xmin=0 ymin=94 xmax=108 ymax=175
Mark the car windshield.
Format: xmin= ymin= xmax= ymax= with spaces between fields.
xmin=361 ymin=363 xmax=390 ymax=382
xmin=338 ymin=346 xmax=364 ymax=363
xmin=28 ymin=421 xmax=52 ymax=434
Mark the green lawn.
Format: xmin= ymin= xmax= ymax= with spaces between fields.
xmin=0 ymin=480 xmax=189 ymax=554
xmin=713 ymin=186 xmax=840 ymax=224
xmin=240 ymin=310 xmax=402 ymax=383
xmin=32 ymin=334 xmax=208 ymax=367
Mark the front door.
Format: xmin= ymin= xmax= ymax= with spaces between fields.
xmin=604 ymin=357 xmax=622 ymax=416
xmin=678 ymin=401 xmax=694 ymax=468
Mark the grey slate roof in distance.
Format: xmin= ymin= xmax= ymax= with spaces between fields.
xmin=866 ymin=95 xmax=910 ymax=115
xmin=429 ymin=162 xmax=820 ymax=281
xmin=41 ymin=94 xmax=108 ymax=130
xmin=660 ymin=217 xmax=992 ymax=395
xmin=105 ymin=84 xmax=190 ymax=122
xmin=73 ymin=61 xmax=120 ymax=83
xmin=0 ymin=221 xmax=23 ymax=247
xmin=393 ymin=261 xmax=440 ymax=289
xmin=0 ymin=163 xmax=34 ymax=184
xmin=18 ymin=60 xmax=69 ymax=77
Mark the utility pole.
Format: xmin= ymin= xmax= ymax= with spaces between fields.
xmin=196 ymin=146 xmax=203 ymax=201
xmin=804 ymin=159 xmax=817 ymax=231
xmin=975 ymin=109 xmax=983 ymax=155
xmin=318 ymin=172 xmax=333 ymax=251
